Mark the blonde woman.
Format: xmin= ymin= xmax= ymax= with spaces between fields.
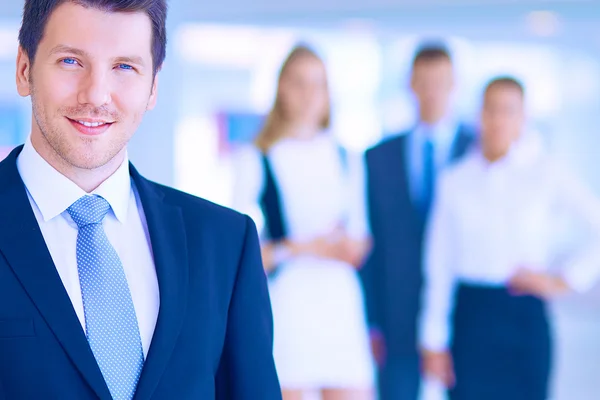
xmin=232 ymin=45 xmax=375 ymax=400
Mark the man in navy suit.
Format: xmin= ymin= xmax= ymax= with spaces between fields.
xmin=362 ymin=43 xmax=474 ymax=400
xmin=0 ymin=1 xmax=281 ymax=399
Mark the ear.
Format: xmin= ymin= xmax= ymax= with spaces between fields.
xmin=147 ymin=73 xmax=159 ymax=111
xmin=16 ymin=46 xmax=32 ymax=97
xmin=409 ymin=71 xmax=417 ymax=93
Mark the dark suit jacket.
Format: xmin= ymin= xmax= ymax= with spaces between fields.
xmin=362 ymin=125 xmax=474 ymax=358
xmin=0 ymin=146 xmax=281 ymax=399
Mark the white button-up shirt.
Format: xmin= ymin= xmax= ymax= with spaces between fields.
xmin=16 ymin=137 xmax=159 ymax=357
xmin=420 ymin=133 xmax=600 ymax=351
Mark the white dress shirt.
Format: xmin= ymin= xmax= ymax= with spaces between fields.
xmin=16 ymin=137 xmax=159 ymax=358
xmin=420 ymin=132 xmax=600 ymax=351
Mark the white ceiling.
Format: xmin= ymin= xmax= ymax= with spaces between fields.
xmin=174 ymin=0 xmax=597 ymax=20
xmin=168 ymin=0 xmax=600 ymax=45
xmin=2 ymin=0 xmax=599 ymax=42
xmin=2 ymin=0 xmax=599 ymax=21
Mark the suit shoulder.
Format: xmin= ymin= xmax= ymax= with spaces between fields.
xmin=366 ymin=132 xmax=408 ymax=160
xmin=151 ymin=183 xmax=248 ymax=229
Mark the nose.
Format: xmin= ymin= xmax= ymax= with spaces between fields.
xmin=77 ymin=68 xmax=112 ymax=107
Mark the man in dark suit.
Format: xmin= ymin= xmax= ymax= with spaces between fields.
xmin=0 ymin=1 xmax=281 ymax=399
xmin=362 ymin=43 xmax=475 ymax=400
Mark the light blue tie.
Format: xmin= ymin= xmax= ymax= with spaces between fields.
xmin=421 ymin=139 xmax=435 ymax=216
xmin=68 ymin=195 xmax=144 ymax=400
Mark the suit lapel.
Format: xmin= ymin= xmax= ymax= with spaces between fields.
xmin=450 ymin=124 xmax=475 ymax=162
xmin=0 ymin=147 xmax=112 ymax=400
xmin=130 ymin=165 xmax=189 ymax=400
xmin=396 ymin=135 xmax=414 ymax=209
xmin=386 ymin=135 xmax=422 ymax=228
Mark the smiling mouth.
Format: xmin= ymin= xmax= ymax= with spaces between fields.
xmin=67 ymin=117 xmax=115 ymax=135
xmin=76 ymin=120 xmax=107 ymax=127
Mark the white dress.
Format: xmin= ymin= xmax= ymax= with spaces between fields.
xmin=231 ymin=134 xmax=375 ymax=389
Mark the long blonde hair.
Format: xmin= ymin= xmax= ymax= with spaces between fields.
xmin=254 ymin=44 xmax=331 ymax=152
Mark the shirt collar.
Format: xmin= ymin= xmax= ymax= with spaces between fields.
xmin=16 ymin=136 xmax=131 ymax=223
xmin=475 ymin=130 xmax=543 ymax=171
xmin=414 ymin=116 xmax=458 ymax=148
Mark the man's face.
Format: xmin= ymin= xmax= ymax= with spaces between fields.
xmin=16 ymin=2 xmax=158 ymax=170
xmin=410 ymin=58 xmax=454 ymax=123
xmin=481 ymin=85 xmax=525 ymax=158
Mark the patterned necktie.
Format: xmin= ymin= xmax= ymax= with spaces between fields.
xmin=421 ymin=139 xmax=435 ymax=216
xmin=67 ymin=195 xmax=144 ymax=400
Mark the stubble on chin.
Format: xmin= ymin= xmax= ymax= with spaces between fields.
xmin=30 ymin=92 xmax=128 ymax=171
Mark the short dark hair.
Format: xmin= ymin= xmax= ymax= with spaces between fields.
xmin=484 ymin=76 xmax=525 ymax=96
xmin=18 ymin=0 xmax=168 ymax=76
xmin=412 ymin=42 xmax=452 ymax=67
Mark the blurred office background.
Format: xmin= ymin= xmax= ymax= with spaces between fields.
xmin=1 ymin=0 xmax=600 ymax=398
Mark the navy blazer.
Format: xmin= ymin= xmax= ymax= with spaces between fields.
xmin=0 ymin=146 xmax=281 ymax=399
xmin=362 ymin=126 xmax=474 ymax=358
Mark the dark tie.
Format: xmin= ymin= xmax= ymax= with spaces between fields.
xmin=421 ymin=139 xmax=435 ymax=216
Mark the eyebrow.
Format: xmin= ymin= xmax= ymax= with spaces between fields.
xmin=49 ymin=45 xmax=88 ymax=58
xmin=49 ymin=45 xmax=147 ymax=67
xmin=114 ymin=56 xmax=146 ymax=67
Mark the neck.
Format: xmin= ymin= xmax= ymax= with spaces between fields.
xmin=482 ymin=147 xmax=508 ymax=163
xmin=419 ymin=111 xmax=446 ymax=126
xmin=284 ymin=122 xmax=320 ymax=140
xmin=31 ymin=133 xmax=125 ymax=193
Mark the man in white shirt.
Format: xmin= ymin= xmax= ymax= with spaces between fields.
xmin=420 ymin=76 xmax=600 ymax=400
xmin=0 ymin=1 xmax=280 ymax=399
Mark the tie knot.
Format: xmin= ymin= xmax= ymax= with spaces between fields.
xmin=67 ymin=195 xmax=111 ymax=227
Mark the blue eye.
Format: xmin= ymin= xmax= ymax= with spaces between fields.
xmin=62 ymin=58 xmax=78 ymax=65
xmin=118 ymin=64 xmax=133 ymax=70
